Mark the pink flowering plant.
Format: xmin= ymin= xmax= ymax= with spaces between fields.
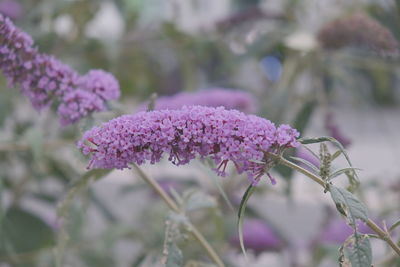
xmin=1 ymin=2 xmax=400 ymax=267
xmin=0 ymin=14 xmax=120 ymax=126
xmin=76 ymin=105 xmax=400 ymax=266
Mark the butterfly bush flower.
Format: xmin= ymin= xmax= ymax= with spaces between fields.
xmin=78 ymin=106 xmax=299 ymax=185
xmin=0 ymin=14 xmax=120 ymax=125
xmin=296 ymin=147 xmax=320 ymax=170
xmin=319 ymin=218 xmax=377 ymax=245
xmin=138 ymin=88 xmax=257 ymax=113
xmin=0 ymin=0 xmax=22 ymax=20
xmin=230 ymin=219 xmax=283 ymax=254
xmin=317 ymin=12 xmax=398 ymax=56
xmin=57 ymin=90 xmax=106 ymax=126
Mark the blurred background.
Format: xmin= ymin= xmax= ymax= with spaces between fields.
xmin=1 ymin=0 xmax=400 ymax=266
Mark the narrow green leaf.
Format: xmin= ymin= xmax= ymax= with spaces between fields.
xmin=389 ymin=218 xmax=400 ymax=232
xmin=329 ymin=167 xmax=362 ymax=180
xmin=197 ymin=161 xmax=234 ymax=210
xmin=290 ymin=156 xmax=320 ymax=174
xmin=162 ymin=217 xmax=184 ymax=267
xmin=330 ymin=186 xmax=369 ymax=225
xmin=298 ymin=136 xmax=358 ymax=179
xmin=302 ymin=145 xmax=320 ymax=160
xmin=331 ymin=150 xmax=342 ymax=161
xmin=343 ymin=234 xmax=372 ymax=267
xmin=237 ymin=184 xmax=256 ymax=257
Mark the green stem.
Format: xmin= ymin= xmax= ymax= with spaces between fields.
xmin=132 ymin=164 xmax=225 ymax=267
xmin=268 ymin=152 xmax=325 ymax=187
xmin=269 ymin=153 xmax=400 ymax=257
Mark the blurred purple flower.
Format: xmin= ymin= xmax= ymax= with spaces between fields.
xmin=0 ymin=0 xmax=22 ymax=20
xmin=138 ymin=88 xmax=257 ymax=114
xmin=230 ymin=219 xmax=283 ymax=254
xmin=320 ymin=218 xmax=377 ymax=244
xmin=296 ymin=147 xmax=320 ymax=170
xmin=150 ymin=179 xmax=181 ymax=198
xmin=324 ymin=112 xmax=351 ymax=147
xmin=78 ymin=106 xmax=299 ymax=185
xmin=0 ymin=14 xmax=120 ymax=125
xmin=317 ymin=12 xmax=398 ymax=56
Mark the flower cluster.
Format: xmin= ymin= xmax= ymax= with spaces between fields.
xmin=317 ymin=12 xmax=398 ymax=56
xmin=0 ymin=0 xmax=22 ymax=20
xmin=78 ymin=106 xmax=299 ymax=184
xmin=138 ymin=88 xmax=257 ymax=113
xmin=0 ymin=14 xmax=120 ymax=125
xmin=319 ymin=218 xmax=376 ymax=244
xmin=230 ymin=219 xmax=282 ymax=254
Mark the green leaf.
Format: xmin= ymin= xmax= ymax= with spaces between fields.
xmin=329 ymin=167 xmax=362 ymax=180
xmin=290 ymin=156 xmax=320 ymax=174
xmin=165 ymin=242 xmax=183 ymax=267
xmin=0 ymin=207 xmax=55 ymax=256
xmin=298 ymin=136 xmax=358 ymax=181
xmin=389 ymin=218 xmax=400 ymax=232
xmin=331 ymin=150 xmax=342 ymax=161
xmin=330 ymin=186 xmax=369 ymax=225
xmin=237 ymin=184 xmax=256 ymax=257
xmin=162 ymin=216 xmax=184 ymax=267
xmin=343 ymin=234 xmax=372 ymax=267
xmin=197 ymin=161 xmax=234 ymax=210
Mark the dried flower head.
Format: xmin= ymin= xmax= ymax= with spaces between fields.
xmin=138 ymin=88 xmax=257 ymax=114
xmin=78 ymin=106 xmax=299 ymax=185
xmin=317 ymin=12 xmax=398 ymax=56
xmin=0 ymin=14 xmax=120 ymax=125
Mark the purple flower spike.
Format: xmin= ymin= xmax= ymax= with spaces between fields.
xmin=57 ymin=90 xmax=105 ymax=126
xmin=0 ymin=0 xmax=22 ymax=20
xmin=296 ymin=147 xmax=320 ymax=170
xmin=138 ymin=88 xmax=258 ymax=113
xmin=230 ymin=219 xmax=283 ymax=254
xmin=320 ymin=218 xmax=378 ymax=244
xmin=0 ymin=14 xmax=120 ymax=125
xmin=79 ymin=70 xmax=120 ymax=101
xmin=78 ymin=106 xmax=299 ymax=184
